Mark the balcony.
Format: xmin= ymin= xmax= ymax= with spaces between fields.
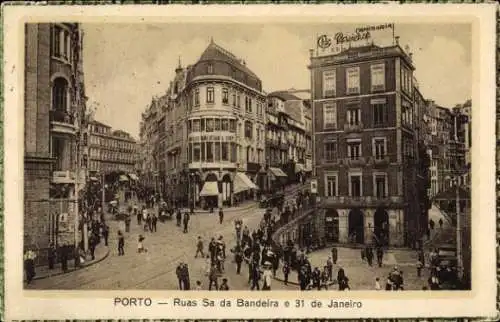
xmin=345 ymin=157 xmax=366 ymax=167
xmin=50 ymin=110 xmax=77 ymax=136
xmin=344 ymin=122 xmax=364 ymax=133
xmin=52 ymin=170 xmax=75 ymax=184
xmin=188 ymin=161 xmax=238 ymax=170
xmin=369 ymin=156 xmax=390 ymax=166
xmin=322 ymin=195 xmax=405 ymax=208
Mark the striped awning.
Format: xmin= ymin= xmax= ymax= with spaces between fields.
xmin=269 ymin=167 xmax=287 ymax=177
xmin=200 ymin=181 xmax=219 ymax=197
xmin=233 ymin=172 xmax=259 ymax=194
xmin=119 ymin=175 xmax=129 ymax=182
xmin=128 ymin=173 xmax=139 ymax=181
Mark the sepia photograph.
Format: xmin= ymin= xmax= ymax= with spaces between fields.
xmin=3 ymin=3 xmax=497 ymax=321
xmin=22 ymin=20 xmax=473 ymax=292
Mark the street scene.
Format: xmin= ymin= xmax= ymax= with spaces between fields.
xmin=23 ymin=22 xmax=472 ymax=291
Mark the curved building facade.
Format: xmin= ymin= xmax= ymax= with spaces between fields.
xmin=160 ymin=40 xmax=266 ymax=209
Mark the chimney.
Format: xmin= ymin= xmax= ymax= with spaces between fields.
xmin=395 ymin=36 xmax=400 ymax=46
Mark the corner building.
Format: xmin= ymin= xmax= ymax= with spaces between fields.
xmin=165 ymin=40 xmax=267 ymax=208
xmin=310 ymin=43 xmax=422 ymax=247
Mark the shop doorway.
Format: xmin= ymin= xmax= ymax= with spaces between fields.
xmin=374 ymin=207 xmax=389 ymax=246
xmin=348 ymin=208 xmax=365 ymax=244
xmin=324 ymin=209 xmax=339 ymax=243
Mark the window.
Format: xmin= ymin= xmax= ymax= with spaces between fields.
xmin=193 ymin=143 xmax=201 ymax=162
xmin=244 ymin=121 xmax=253 ymax=139
xmin=232 ymin=93 xmax=236 ymax=106
xmin=200 ymin=119 xmax=205 ymax=132
xmin=237 ymin=95 xmax=241 ymax=108
xmin=194 ymin=88 xmax=200 ymax=106
xmin=52 ymin=78 xmax=69 ymax=112
xmin=323 ymin=103 xmax=337 ymax=129
xmin=373 ymin=138 xmax=387 ymax=160
xmin=374 ymin=173 xmax=387 ymax=198
xmin=347 ymin=107 xmax=361 ymax=126
xmin=371 ymin=63 xmax=385 ymax=91
xmin=402 ymin=101 xmax=412 ymax=127
xmin=322 ymin=70 xmax=336 ymax=97
xmin=206 ymin=87 xmax=214 ymax=104
xmin=325 ymin=174 xmax=338 ymax=197
xmin=206 ymin=142 xmax=214 ymax=162
xmin=323 ymin=140 xmax=337 ymax=162
xmin=229 ymin=119 xmax=236 ymax=133
xmin=347 ymin=140 xmax=361 ymax=160
xmin=256 ymin=127 xmax=260 ymax=142
xmin=372 ymin=98 xmax=388 ymax=126
xmin=208 ymin=64 xmax=213 ymax=74
xmin=192 ymin=119 xmax=200 ymax=132
xmin=346 ymin=67 xmax=360 ymax=94
xmin=222 ymin=88 xmax=229 ymax=104
xmin=52 ymin=26 xmax=71 ymax=60
xmin=206 ymin=119 xmax=214 ymax=132
xmin=53 ymin=26 xmax=62 ymax=57
xmin=245 ymin=96 xmax=253 ymax=113
xmin=221 ymin=142 xmax=229 ymax=161
xmin=215 ymin=119 xmax=221 ymax=131
xmin=349 ymin=173 xmax=362 ymax=197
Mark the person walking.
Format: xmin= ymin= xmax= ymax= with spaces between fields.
xmin=438 ymin=218 xmax=443 ymax=229
xmin=48 ymin=242 xmax=56 ymax=270
xmin=176 ymin=209 xmax=182 ymax=227
xmin=117 ymin=230 xmax=125 ymax=256
xmin=219 ymin=278 xmax=230 ymax=291
xmin=102 ymin=224 xmax=109 ymax=247
xmin=331 ymin=246 xmax=338 ymax=264
xmin=282 ymin=261 xmax=290 ymax=285
xmin=24 ymin=248 xmax=37 ymax=284
xmin=235 ymin=246 xmax=243 ymax=274
xmin=326 ymin=256 xmax=333 ymax=281
xmin=125 ymin=215 xmax=131 ymax=233
xmin=195 ymin=236 xmax=204 ymax=258
xmin=262 ymin=263 xmax=273 ymax=290
xmin=337 ymin=268 xmax=350 ymax=291
xmin=176 ymin=263 xmax=185 ymax=290
xmin=151 ymin=212 xmax=158 ymax=233
xmin=208 ymin=264 xmax=219 ymax=291
xmin=366 ymin=246 xmax=374 ymax=266
xmin=183 ymin=212 xmax=190 ymax=233
xmin=218 ymin=208 xmax=224 ymax=224
xmin=137 ymin=207 xmax=143 ymax=226
xmin=376 ymin=247 xmax=384 ymax=267
xmin=88 ymin=235 xmax=96 ymax=260
xmin=182 ymin=263 xmax=191 ymax=290
xmin=250 ymin=262 xmax=261 ymax=291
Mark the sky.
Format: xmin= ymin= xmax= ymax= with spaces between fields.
xmin=82 ymin=22 xmax=472 ymax=139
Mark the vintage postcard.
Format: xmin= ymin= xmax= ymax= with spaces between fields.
xmin=2 ymin=3 xmax=498 ymax=321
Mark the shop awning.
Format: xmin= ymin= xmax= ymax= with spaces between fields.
xmin=304 ymin=165 xmax=313 ymax=172
xmin=128 ymin=173 xmax=139 ymax=181
xmin=234 ymin=172 xmax=259 ymax=194
xmin=119 ymin=175 xmax=129 ymax=182
xmin=200 ymin=181 xmax=219 ymax=197
xmin=269 ymin=167 xmax=287 ymax=177
xmin=89 ymin=177 xmax=99 ymax=181
xmin=295 ymin=163 xmax=305 ymax=174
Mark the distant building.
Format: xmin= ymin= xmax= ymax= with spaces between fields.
xmin=308 ymin=41 xmax=425 ymax=247
xmin=88 ymin=120 xmax=139 ymax=176
xmin=24 ymin=23 xmax=87 ymax=250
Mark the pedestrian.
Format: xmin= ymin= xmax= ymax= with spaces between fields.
xmin=195 ymin=280 xmax=202 ymax=291
xmin=366 ymin=246 xmax=374 ymax=266
xmin=147 ymin=213 xmax=153 ymax=232
xmin=251 ymin=263 xmax=261 ymax=290
xmin=312 ymin=267 xmax=321 ymax=290
xmin=219 ymin=208 xmax=224 ymax=224
xmin=183 ymin=212 xmax=190 ymax=233
xmin=182 ymin=263 xmax=191 ymax=290
xmin=24 ymin=248 xmax=37 ymax=284
xmin=282 ymin=261 xmax=290 ymax=285
xmin=151 ymin=212 xmax=158 ymax=232
xmin=375 ymin=277 xmax=381 ymax=290
xmin=331 ymin=246 xmax=338 ymax=264
xmin=137 ymin=207 xmax=142 ymax=225
xmin=118 ymin=230 xmax=125 ymax=256
xmin=326 ymin=256 xmax=333 ymax=281
xmin=102 ymin=224 xmax=109 ymax=246
xmin=137 ymin=235 xmax=146 ymax=253
xmin=125 ymin=215 xmax=131 ymax=233
xmin=176 ymin=263 xmax=185 ymax=290
xmin=208 ymin=264 xmax=219 ymax=291
xmin=60 ymin=245 xmax=68 ymax=272
xmin=262 ymin=263 xmax=273 ymax=290
xmin=429 ymin=219 xmax=435 ymax=230
xmin=337 ymin=267 xmax=350 ymax=291
xmin=89 ymin=235 xmax=96 ymax=260
xmin=416 ymin=259 xmax=423 ymax=277
xmin=235 ymin=246 xmax=243 ymax=274
xmin=195 ymin=236 xmax=204 ymax=258
xmin=439 ymin=218 xmax=443 ymax=229
xmin=360 ymin=247 xmax=366 ymax=262
xmin=376 ymin=247 xmax=384 ymax=267
xmin=219 ymin=278 xmax=230 ymax=291
xmin=175 ymin=209 xmax=181 ymax=227
xmin=320 ymin=266 xmax=329 ymax=290
xmin=48 ymin=242 xmax=56 ymax=270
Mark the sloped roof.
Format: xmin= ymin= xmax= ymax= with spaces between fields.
xmin=284 ymin=100 xmax=303 ymax=123
xmin=198 ymin=41 xmax=259 ymax=80
xmin=268 ymin=91 xmax=302 ymax=102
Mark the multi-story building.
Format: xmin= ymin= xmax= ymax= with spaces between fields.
xmin=87 ymin=120 xmax=139 ymax=175
xmin=156 ymin=40 xmax=267 ymax=208
xmin=266 ymin=91 xmax=312 ymax=185
xmin=308 ymin=40 xmax=424 ymax=247
xmin=24 ymin=23 xmax=87 ymax=251
xmin=138 ymin=97 xmax=161 ymax=189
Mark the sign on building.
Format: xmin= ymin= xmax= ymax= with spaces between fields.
xmin=310 ymin=179 xmax=318 ymax=194
xmin=316 ymin=23 xmax=395 ymax=57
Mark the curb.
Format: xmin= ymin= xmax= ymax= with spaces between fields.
xmin=31 ymin=247 xmax=110 ymax=281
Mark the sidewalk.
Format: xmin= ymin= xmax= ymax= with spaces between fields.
xmin=30 ymin=243 xmax=109 ymax=281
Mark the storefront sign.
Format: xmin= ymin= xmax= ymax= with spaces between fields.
xmin=316 ymin=23 xmax=395 ymax=57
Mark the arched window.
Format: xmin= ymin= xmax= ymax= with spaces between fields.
xmin=52 ymin=78 xmax=68 ymax=112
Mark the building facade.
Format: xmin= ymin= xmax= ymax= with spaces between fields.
xmin=24 ymin=23 xmax=87 ymax=251
xmin=150 ymin=40 xmax=267 ymax=208
xmin=88 ymin=120 xmax=139 ymax=175
xmin=309 ymin=42 xmax=424 ymax=247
